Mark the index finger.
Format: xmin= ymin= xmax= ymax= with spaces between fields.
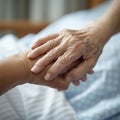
xmin=32 ymin=33 xmax=58 ymax=49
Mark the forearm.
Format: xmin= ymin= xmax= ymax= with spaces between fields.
xmin=98 ymin=0 xmax=120 ymax=36
xmin=0 ymin=52 xmax=28 ymax=95
xmin=86 ymin=0 xmax=120 ymax=47
xmin=100 ymin=0 xmax=120 ymax=35
xmin=0 ymin=49 xmax=69 ymax=95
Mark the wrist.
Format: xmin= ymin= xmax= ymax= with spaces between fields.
xmin=97 ymin=17 xmax=115 ymax=36
xmin=0 ymin=51 xmax=29 ymax=95
xmin=86 ymin=19 xmax=113 ymax=47
xmin=18 ymin=49 xmax=32 ymax=84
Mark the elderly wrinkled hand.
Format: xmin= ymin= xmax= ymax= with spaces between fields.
xmin=28 ymin=23 xmax=108 ymax=84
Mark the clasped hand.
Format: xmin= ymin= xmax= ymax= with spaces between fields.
xmin=28 ymin=25 xmax=106 ymax=86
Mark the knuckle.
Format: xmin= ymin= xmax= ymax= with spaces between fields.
xmin=47 ymin=49 xmax=57 ymax=59
xmin=61 ymin=48 xmax=77 ymax=63
xmin=67 ymin=37 xmax=76 ymax=45
xmin=34 ymin=47 xmax=41 ymax=55
xmin=67 ymin=53 xmax=77 ymax=62
xmin=35 ymin=62 xmax=41 ymax=68
xmin=61 ymin=29 xmax=72 ymax=36
xmin=58 ymin=56 xmax=68 ymax=66
xmin=47 ymin=41 xmax=55 ymax=49
xmin=46 ymin=46 xmax=62 ymax=62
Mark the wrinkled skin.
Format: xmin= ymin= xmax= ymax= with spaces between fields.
xmin=28 ymin=23 xmax=110 ymax=84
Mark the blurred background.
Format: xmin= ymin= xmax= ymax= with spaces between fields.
xmin=0 ymin=0 xmax=105 ymax=37
xmin=0 ymin=0 xmax=88 ymax=23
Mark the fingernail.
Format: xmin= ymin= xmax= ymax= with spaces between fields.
xmin=44 ymin=73 xmax=51 ymax=81
xmin=66 ymin=76 xmax=72 ymax=82
xmin=31 ymin=66 xmax=40 ymax=73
